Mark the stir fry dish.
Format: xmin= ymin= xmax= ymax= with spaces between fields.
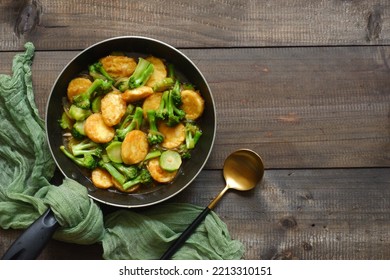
xmin=59 ymin=54 xmax=205 ymax=193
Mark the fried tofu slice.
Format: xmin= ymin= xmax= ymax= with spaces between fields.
xmin=100 ymin=55 xmax=137 ymax=78
xmin=145 ymin=56 xmax=167 ymax=88
xmin=147 ymin=158 xmax=177 ymax=183
xmin=142 ymin=92 xmax=163 ymax=118
xmin=84 ymin=113 xmax=115 ymax=143
xmin=101 ymin=92 xmax=127 ymax=126
xmin=67 ymin=77 xmax=92 ymax=102
xmin=158 ymin=122 xmax=185 ymax=149
xmin=122 ymin=86 xmax=154 ymax=103
xmin=92 ymin=168 xmax=113 ymax=189
xmin=121 ymin=130 xmax=149 ymax=165
xmin=181 ymin=89 xmax=205 ymax=120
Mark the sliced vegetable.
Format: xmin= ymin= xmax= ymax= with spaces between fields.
xmin=159 ymin=150 xmax=182 ymax=172
xmin=106 ymin=141 xmax=123 ymax=163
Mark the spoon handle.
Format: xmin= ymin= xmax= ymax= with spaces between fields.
xmin=160 ymin=206 xmax=211 ymax=260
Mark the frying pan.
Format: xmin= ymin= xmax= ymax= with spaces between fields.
xmin=2 ymin=36 xmax=216 ymax=259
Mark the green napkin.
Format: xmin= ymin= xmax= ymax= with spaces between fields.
xmin=0 ymin=43 xmax=244 ymax=260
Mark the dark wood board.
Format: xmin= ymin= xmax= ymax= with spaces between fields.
xmin=1 ymin=0 xmax=389 ymax=261
xmin=1 ymin=168 xmax=389 ymax=260
xmin=1 ymin=0 xmax=390 ymax=51
xmin=1 ymin=46 xmax=389 ymax=169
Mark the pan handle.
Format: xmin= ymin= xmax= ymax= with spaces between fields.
xmin=1 ymin=208 xmax=59 ymax=260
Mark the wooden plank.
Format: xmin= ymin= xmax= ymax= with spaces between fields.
xmin=1 ymin=0 xmax=390 ymax=51
xmin=174 ymin=168 xmax=390 ymax=260
xmin=0 ymin=46 xmax=389 ymax=169
xmin=0 ymin=47 xmax=390 ymax=168
xmin=1 ymin=168 xmax=389 ymax=259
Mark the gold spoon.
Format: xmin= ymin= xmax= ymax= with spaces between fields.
xmin=160 ymin=149 xmax=264 ymax=259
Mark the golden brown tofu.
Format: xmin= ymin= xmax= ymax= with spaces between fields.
xmin=122 ymin=86 xmax=154 ymax=103
xmin=145 ymin=56 xmax=167 ymax=88
xmin=91 ymin=168 xmax=113 ymax=189
xmin=181 ymin=89 xmax=205 ymax=120
xmin=84 ymin=113 xmax=115 ymax=143
xmin=121 ymin=130 xmax=149 ymax=165
xmin=158 ymin=122 xmax=185 ymax=149
xmin=67 ymin=77 xmax=92 ymax=102
xmin=142 ymin=92 xmax=163 ymax=118
xmin=101 ymin=92 xmax=127 ymax=126
xmin=147 ymin=158 xmax=177 ymax=183
xmin=100 ymin=55 xmax=137 ymax=78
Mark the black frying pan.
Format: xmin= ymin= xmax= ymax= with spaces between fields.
xmin=2 ymin=36 xmax=216 ymax=259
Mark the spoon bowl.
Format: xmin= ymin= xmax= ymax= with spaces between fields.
xmin=208 ymin=149 xmax=264 ymax=209
xmin=161 ymin=149 xmax=264 ymax=259
xmin=224 ymin=149 xmax=265 ymax=191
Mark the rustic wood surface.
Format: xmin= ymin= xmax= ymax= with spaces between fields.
xmin=0 ymin=0 xmax=389 ymax=260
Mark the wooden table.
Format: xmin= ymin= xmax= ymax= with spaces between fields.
xmin=0 ymin=0 xmax=389 ymax=260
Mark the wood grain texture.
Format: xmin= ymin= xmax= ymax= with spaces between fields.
xmin=1 ymin=0 xmax=390 ymax=261
xmin=1 ymin=46 xmax=388 ymax=169
xmin=1 ymin=0 xmax=390 ymax=51
xmin=1 ymin=168 xmax=388 ymax=259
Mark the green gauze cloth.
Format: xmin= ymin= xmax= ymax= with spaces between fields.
xmin=0 ymin=43 xmax=245 ymax=260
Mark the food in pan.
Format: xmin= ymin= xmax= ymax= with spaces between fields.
xmin=58 ymin=54 xmax=204 ymax=193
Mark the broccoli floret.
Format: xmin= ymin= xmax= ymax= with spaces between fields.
xmin=156 ymin=91 xmax=169 ymax=120
xmin=146 ymin=109 xmax=164 ymax=145
xmin=68 ymin=104 xmax=91 ymax=121
xmin=177 ymin=144 xmax=192 ymax=159
xmin=156 ymin=81 xmax=185 ymax=126
xmin=98 ymin=161 xmax=139 ymax=186
xmin=116 ymin=106 xmax=144 ymax=140
xmin=71 ymin=121 xmax=86 ymax=139
xmin=73 ymin=78 xmax=112 ymax=109
xmin=89 ymin=62 xmax=114 ymax=83
xmin=60 ymin=145 xmax=97 ymax=169
xmin=122 ymin=168 xmax=152 ymax=190
xmin=128 ymin=57 xmax=154 ymax=89
xmin=59 ymin=111 xmax=73 ymax=129
xmin=176 ymin=122 xmax=202 ymax=159
xmin=112 ymin=162 xmax=138 ymax=180
xmin=185 ymin=122 xmax=202 ymax=149
xmin=70 ymin=138 xmax=103 ymax=157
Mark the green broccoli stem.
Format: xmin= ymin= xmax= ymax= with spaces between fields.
xmin=99 ymin=161 xmax=127 ymax=186
xmin=128 ymin=57 xmax=154 ymax=89
xmin=166 ymin=91 xmax=185 ymax=126
xmin=116 ymin=106 xmax=144 ymax=140
xmin=167 ymin=63 xmax=175 ymax=79
xmin=156 ymin=91 xmax=169 ymax=120
xmin=71 ymin=139 xmax=102 ymax=157
xmin=147 ymin=110 xmax=164 ymax=145
xmin=60 ymin=145 xmax=97 ymax=169
xmin=112 ymin=162 xmax=138 ymax=180
xmin=122 ymin=169 xmax=152 ymax=190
